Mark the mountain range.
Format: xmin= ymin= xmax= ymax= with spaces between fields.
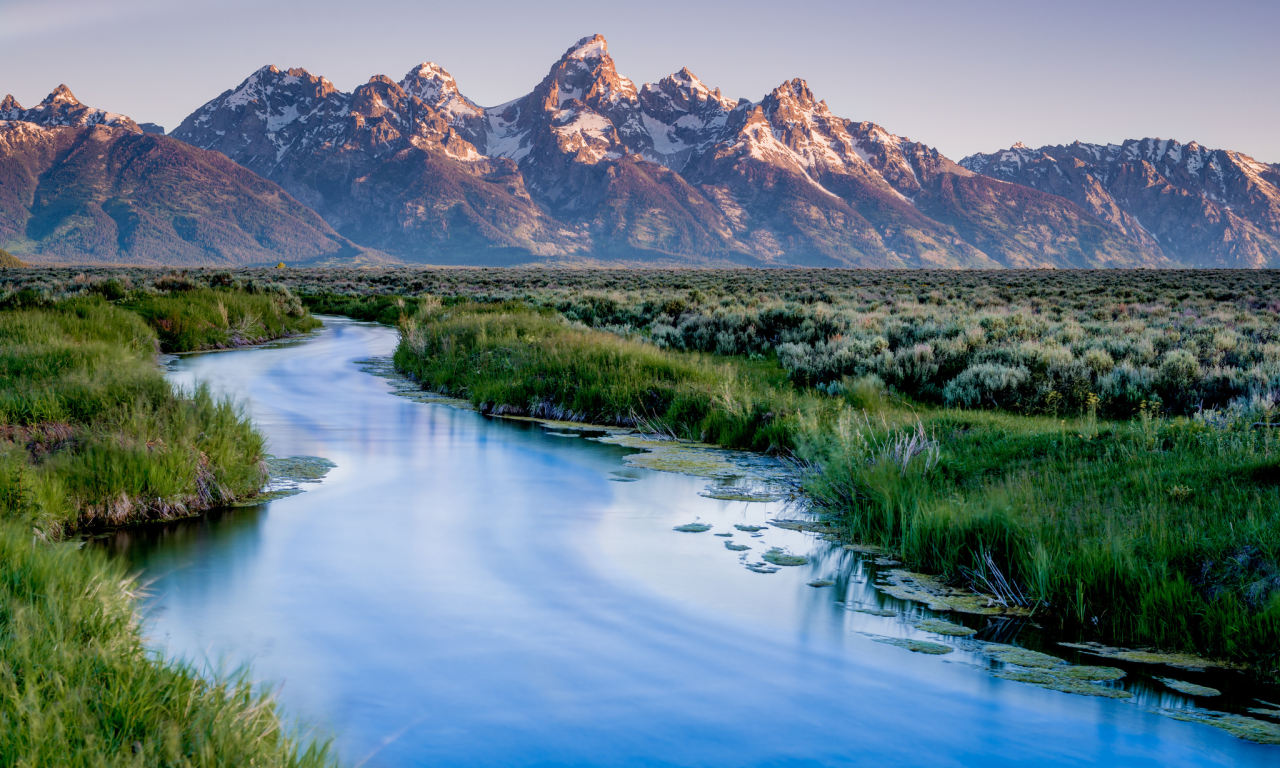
xmin=2 ymin=34 xmax=1277 ymax=268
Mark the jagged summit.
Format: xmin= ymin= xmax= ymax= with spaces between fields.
xmin=565 ymin=34 xmax=609 ymax=60
xmin=0 ymin=85 xmax=138 ymax=131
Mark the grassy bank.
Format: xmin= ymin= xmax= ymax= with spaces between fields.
xmin=0 ymin=296 xmax=271 ymax=536
xmin=0 ymin=291 xmax=334 ymax=765
xmin=395 ymin=300 xmax=1280 ymax=677
xmin=394 ymin=301 xmax=817 ymax=452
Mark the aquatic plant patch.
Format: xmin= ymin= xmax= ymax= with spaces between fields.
xmin=874 ymin=638 xmax=953 ymax=655
xmin=1157 ymin=678 xmax=1221 ymax=697
xmin=915 ymin=619 xmax=977 ymax=637
xmin=762 ymin=548 xmax=809 ymax=566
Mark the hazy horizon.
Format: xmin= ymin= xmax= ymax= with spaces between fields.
xmin=2 ymin=0 xmax=1277 ymax=163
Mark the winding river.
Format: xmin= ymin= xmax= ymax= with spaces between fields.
xmin=99 ymin=317 xmax=1276 ymax=767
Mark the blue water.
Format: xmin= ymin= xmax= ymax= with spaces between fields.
xmin=100 ymin=318 xmax=1275 ymax=767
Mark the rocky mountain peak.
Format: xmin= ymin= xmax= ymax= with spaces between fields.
xmin=400 ymin=62 xmax=481 ymax=120
xmin=0 ymin=84 xmax=139 ymax=132
xmin=565 ymin=34 xmax=609 ymax=60
xmin=768 ymin=78 xmax=820 ymax=111
xmin=648 ymin=68 xmax=735 ymax=112
xmin=544 ymin=33 xmax=636 ymax=108
xmin=46 ymin=85 xmax=80 ymax=105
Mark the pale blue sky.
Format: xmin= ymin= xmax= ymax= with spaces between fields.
xmin=2 ymin=0 xmax=1276 ymax=162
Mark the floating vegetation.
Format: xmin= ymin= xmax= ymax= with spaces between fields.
xmin=1164 ymin=711 xmax=1280 ymax=745
xmin=595 ymin=434 xmax=787 ymax=480
xmin=265 ymin=455 xmax=335 ymax=483
xmin=1057 ymin=642 xmax=1241 ymax=671
xmin=745 ymin=562 xmax=781 ymax=574
xmin=699 ymin=480 xmax=784 ymax=502
xmin=807 ymin=579 xmax=836 ymax=588
xmin=762 ymin=548 xmax=808 ymax=566
xmin=725 ymin=542 xmax=751 ymax=551
xmin=1248 ymin=708 xmax=1280 ymax=718
xmin=713 ymin=532 xmax=734 ymax=537
xmin=734 ymin=524 xmax=766 ymax=532
xmin=851 ymin=607 xmax=897 ymax=617
xmin=915 ymin=619 xmax=976 ymax=637
xmin=843 ymin=543 xmax=890 ymax=556
xmin=993 ymin=669 xmax=1132 ymax=699
xmin=875 ymin=570 xmax=1029 ymax=616
xmin=874 ymin=638 xmax=953 ymax=655
xmin=984 ymin=645 xmax=1066 ymax=669
xmin=1058 ymin=666 xmax=1126 ymax=681
xmin=673 ymin=523 xmax=712 ymax=533
xmin=234 ymin=455 xmax=336 ymax=507
xmin=229 ymin=488 xmax=303 ymax=507
xmin=1157 ymin=678 xmax=1221 ymax=697
xmin=873 ymin=557 xmax=903 ymax=566
xmin=608 ymin=477 xmax=639 ymax=482
xmin=769 ymin=519 xmax=839 ymax=534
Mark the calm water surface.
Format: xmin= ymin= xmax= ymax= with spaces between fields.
xmin=100 ymin=318 xmax=1274 ymax=767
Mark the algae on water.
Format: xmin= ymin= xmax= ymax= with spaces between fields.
xmin=874 ymin=570 xmax=1030 ymax=617
xmin=874 ymin=638 xmax=953 ymax=655
xmin=915 ymin=619 xmax=976 ymax=637
xmin=1164 ymin=711 xmax=1280 ymax=745
xmin=993 ymin=669 xmax=1132 ymax=699
xmin=984 ymin=645 xmax=1065 ymax=669
xmin=851 ymin=607 xmax=897 ymax=617
xmin=1058 ymin=666 xmax=1125 ymax=681
xmin=1057 ymin=641 xmax=1240 ymax=671
xmin=725 ymin=542 xmax=751 ymax=551
xmin=234 ymin=455 xmax=336 ymax=507
xmin=807 ymin=579 xmax=836 ymax=587
xmin=762 ymin=548 xmax=808 ymax=566
xmin=674 ymin=523 xmax=712 ymax=533
xmin=1156 ymin=677 xmax=1220 ymax=697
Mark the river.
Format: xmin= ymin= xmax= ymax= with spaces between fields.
xmin=98 ymin=317 xmax=1276 ymax=766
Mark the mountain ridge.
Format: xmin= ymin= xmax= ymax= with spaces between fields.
xmin=0 ymin=87 xmax=369 ymax=266
xmin=4 ymin=36 xmax=1276 ymax=267
xmin=167 ymin=34 xmax=1159 ymax=268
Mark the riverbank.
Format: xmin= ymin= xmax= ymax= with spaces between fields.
xmin=0 ymin=288 xmax=334 ymax=765
xmin=393 ymin=300 xmax=1280 ymax=678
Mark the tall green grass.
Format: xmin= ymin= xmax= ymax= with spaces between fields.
xmin=394 ymin=301 xmax=822 ymax=452
xmin=0 ymin=296 xmax=266 ymax=537
xmin=0 ymin=525 xmax=334 ymax=766
xmin=124 ymin=287 xmax=319 ymax=352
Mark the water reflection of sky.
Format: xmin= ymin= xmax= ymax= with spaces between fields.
xmin=100 ymin=318 xmax=1276 ymax=767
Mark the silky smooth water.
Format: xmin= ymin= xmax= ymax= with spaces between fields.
xmin=101 ymin=318 xmax=1275 ymax=767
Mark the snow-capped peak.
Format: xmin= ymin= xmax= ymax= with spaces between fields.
xmin=566 ymin=34 xmax=608 ymax=60
xmin=46 ymin=85 xmax=80 ymax=105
